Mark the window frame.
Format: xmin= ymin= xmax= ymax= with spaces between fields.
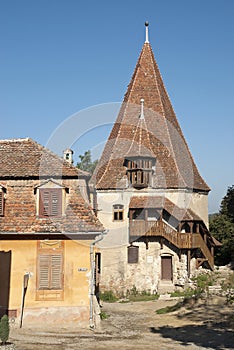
xmin=125 ymin=156 xmax=155 ymax=188
xmin=36 ymin=241 xmax=64 ymax=301
xmin=127 ymin=245 xmax=139 ymax=264
xmin=113 ymin=204 xmax=124 ymax=221
xmin=39 ymin=188 xmax=62 ymax=218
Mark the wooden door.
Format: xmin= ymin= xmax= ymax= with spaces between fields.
xmin=0 ymin=251 xmax=11 ymax=317
xmin=161 ymin=256 xmax=172 ymax=281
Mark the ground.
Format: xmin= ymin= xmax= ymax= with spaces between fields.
xmin=8 ymin=296 xmax=234 ymax=350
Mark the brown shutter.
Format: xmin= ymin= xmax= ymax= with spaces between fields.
xmin=39 ymin=254 xmax=63 ymax=290
xmin=128 ymin=245 xmax=139 ymax=264
xmin=51 ymin=254 xmax=63 ymax=289
xmin=51 ymin=190 xmax=62 ymax=217
xmin=39 ymin=189 xmax=62 ymax=217
xmin=0 ymin=192 xmax=4 ymax=216
xmin=39 ymin=255 xmax=50 ymax=289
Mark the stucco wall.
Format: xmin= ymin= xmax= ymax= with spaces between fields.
xmin=0 ymin=239 xmax=93 ymax=325
xmin=96 ymin=189 xmax=208 ymax=293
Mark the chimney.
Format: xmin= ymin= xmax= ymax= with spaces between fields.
xmin=63 ymin=148 xmax=74 ymax=164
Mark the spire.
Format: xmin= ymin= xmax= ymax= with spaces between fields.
xmin=145 ymin=21 xmax=149 ymax=43
xmin=93 ymin=26 xmax=210 ymax=192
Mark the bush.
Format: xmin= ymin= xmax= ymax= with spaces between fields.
xmin=0 ymin=315 xmax=9 ymax=345
xmin=191 ymin=272 xmax=215 ymax=296
xmin=100 ymin=290 xmax=118 ymax=302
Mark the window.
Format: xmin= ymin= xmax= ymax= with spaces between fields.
xmin=0 ymin=191 xmax=4 ymax=216
xmin=36 ymin=241 xmax=64 ymax=301
xmin=128 ymin=245 xmax=139 ymax=263
xmin=125 ymin=157 xmax=155 ymax=188
xmin=38 ymin=254 xmax=63 ymax=290
xmin=113 ymin=204 xmax=124 ymax=221
xmin=39 ymin=188 xmax=62 ymax=218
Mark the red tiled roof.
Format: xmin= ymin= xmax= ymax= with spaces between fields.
xmin=129 ymin=196 xmax=202 ymax=222
xmin=0 ymin=138 xmax=89 ymax=178
xmin=0 ymin=139 xmax=104 ymax=233
xmin=93 ymin=42 xmax=210 ymax=192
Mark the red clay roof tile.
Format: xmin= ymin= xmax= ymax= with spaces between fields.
xmin=93 ymin=42 xmax=210 ymax=192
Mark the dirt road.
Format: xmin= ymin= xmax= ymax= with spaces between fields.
xmin=9 ymin=297 xmax=234 ymax=350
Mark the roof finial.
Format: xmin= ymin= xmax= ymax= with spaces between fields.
xmin=145 ymin=21 xmax=149 ymax=43
xmin=140 ymin=98 xmax=145 ymax=120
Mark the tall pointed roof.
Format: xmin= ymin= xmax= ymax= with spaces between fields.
xmin=93 ymin=25 xmax=209 ymax=192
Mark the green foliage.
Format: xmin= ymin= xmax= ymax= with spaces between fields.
xmin=209 ymin=185 xmax=234 ymax=265
xmin=76 ymin=150 xmax=98 ymax=174
xmin=170 ymin=288 xmax=195 ymax=299
xmin=191 ymin=272 xmax=214 ymax=295
xmin=221 ymin=273 xmax=234 ymax=305
xmin=156 ymin=302 xmax=183 ymax=314
xmin=100 ymin=311 xmax=110 ymax=320
xmin=125 ymin=286 xmax=159 ymax=302
xmin=220 ymin=185 xmax=234 ymax=222
xmin=100 ymin=290 xmax=118 ymax=303
xmin=0 ymin=314 xmax=9 ymax=345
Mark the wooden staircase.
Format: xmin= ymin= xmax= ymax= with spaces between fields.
xmin=129 ymin=219 xmax=214 ymax=270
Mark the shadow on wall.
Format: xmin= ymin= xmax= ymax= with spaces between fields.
xmin=0 ymin=251 xmax=11 ymax=317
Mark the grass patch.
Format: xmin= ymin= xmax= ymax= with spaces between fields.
xmin=156 ymin=302 xmax=183 ymax=314
xmin=127 ymin=294 xmax=159 ymax=302
xmin=100 ymin=311 xmax=110 ymax=320
xmin=170 ymin=288 xmax=195 ymax=299
xmin=100 ymin=290 xmax=118 ymax=303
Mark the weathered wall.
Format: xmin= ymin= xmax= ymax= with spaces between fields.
xmin=0 ymin=239 xmax=93 ymax=326
xmin=99 ymin=242 xmax=188 ymax=295
xmin=96 ymin=189 xmax=208 ymax=293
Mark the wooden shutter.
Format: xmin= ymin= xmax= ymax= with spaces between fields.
xmin=39 ymin=254 xmax=63 ymax=290
xmin=51 ymin=255 xmax=63 ymax=289
xmin=0 ymin=192 xmax=4 ymax=216
xmin=39 ymin=255 xmax=50 ymax=289
xmin=39 ymin=189 xmax=62 ymax=217
xmin=128 ymin=245 xmax=139 ymax=263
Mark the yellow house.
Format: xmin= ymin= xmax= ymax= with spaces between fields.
xmin=0 ymin=138 xmax=104 ymax=327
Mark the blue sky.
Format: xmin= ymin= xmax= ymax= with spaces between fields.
xmin=0 ymin=0 xmax=234 ymax=213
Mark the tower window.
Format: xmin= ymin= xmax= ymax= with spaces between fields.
xmin=125 ymin=157 xmax=155 ymax=188
xmin=113 ymin=204 xmax=124 ymax=221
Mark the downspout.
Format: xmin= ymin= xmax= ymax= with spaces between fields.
xmin=89 ymin=230 xmax=108 ymax=328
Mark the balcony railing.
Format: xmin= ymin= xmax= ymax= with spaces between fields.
xmin=129 ymin=219 xmax=214 ymax=268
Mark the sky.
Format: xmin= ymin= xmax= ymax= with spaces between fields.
xmin=0 ymin=0 xmax=234 ymax=213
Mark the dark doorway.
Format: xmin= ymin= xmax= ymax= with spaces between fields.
xmin=0 ymin=251 xmax=11 ymax=317
xmin=161 ymin=256 xmax=173 ymax=281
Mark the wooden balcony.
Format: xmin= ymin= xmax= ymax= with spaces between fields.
xmin=129 ymin=220 xmax=214 ymax=269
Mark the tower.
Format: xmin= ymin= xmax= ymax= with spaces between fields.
xmin=92 ymin=23 xmax=217 ymax=294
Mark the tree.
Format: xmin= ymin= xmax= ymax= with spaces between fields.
xmin=0 ymin=315 xmax=9 ymax=345
xmin=220 ymin=185 xmax=234 ymax=222
xmin=210 ymin=185 xmax=234 ymax=266
xmin=76 ymin=150 xmax=98 ymax=174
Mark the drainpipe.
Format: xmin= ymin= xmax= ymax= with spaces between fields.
xmin=89 ymin=230 xmax=108 ymax=328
